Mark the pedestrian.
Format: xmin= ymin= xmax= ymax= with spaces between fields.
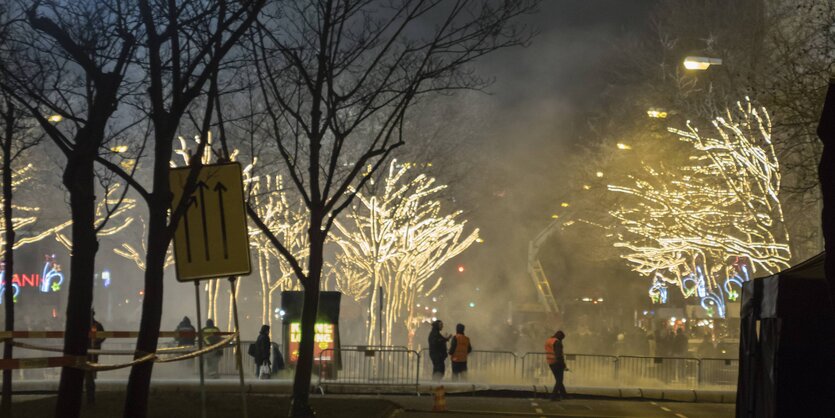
xmin=175 ymin=316 xmax=196 ymax=373
xmin=252 ymin=325 xmax=272 ymax=378
xmin=428 ymin=320 xmax=451 ymax=381
xmin=86 ymin=310 xmax=106 ymax=405
xmin=175 ymin=316 xmax=196 ymax=346
xmin=201 ymin=319 xmax=223 ymax=379
xmin=448 ymin=323 xmax=472 ymax=381
xmin=674 ymin=328 xmax=689 ymax=357
xmin=545 ymin=330 xmax=568 ymax=401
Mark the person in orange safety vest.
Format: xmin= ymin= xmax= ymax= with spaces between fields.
xmin=448 ymin=323 xmax=473 ymax=381
xmin=545 ymin=330 xmax=568 ymax=401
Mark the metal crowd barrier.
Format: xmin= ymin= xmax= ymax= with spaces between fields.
xmin=616 ymin=356 xmax=700 ymax=388
xmin=419 ymin=349 xmax=519 ymax=383
xmin=698 ymin=357 xmax=739 ymax=388
xmin=317 ymin=346 xmax=420 ymax=393
xmin=520 ymin=353 xmax=618 ymax=386
xmin=7 ymin=338 xmax=739 ymax=390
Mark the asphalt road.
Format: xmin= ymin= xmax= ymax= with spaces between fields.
xmin=384 ymin=395 xmax=734 ymax=418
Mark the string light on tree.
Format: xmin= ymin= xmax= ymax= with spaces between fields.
xmin=608 ymin=99 xmax=791 ymax=317
xmin=334 ymin=160 xmax=479 ymax=347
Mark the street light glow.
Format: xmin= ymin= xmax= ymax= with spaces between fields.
xmin=683 ymin=56 xmax=722 ymax=70
xmin=616 ymin=143 xmax=632 ymax=150
xmin=647 ymin=109 xmax=668 ymax=119
xmin=47 ymin=114 xmax=63 ymax=123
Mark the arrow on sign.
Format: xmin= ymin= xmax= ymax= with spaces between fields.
xmin=196 ymin=181 xmax=210 ymax=261
xmin=183 ymin=196 xmax=198 ymax=262
xmin=214 ymin=181 xmax=229 ymax=259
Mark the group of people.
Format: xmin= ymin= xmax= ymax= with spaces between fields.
xmin=174 ymin=316 xmax=224 ymax=378
xmin=174 ymin=317 xmax=282 ymax=379
xmin=427 ymin=320 xmax=473 ymax=381
xmin=428 ymin=320 xmax=568 ymax=401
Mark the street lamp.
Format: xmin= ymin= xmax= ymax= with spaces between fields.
xmin=616 ymin=143 xmax=632 ymax=150
xmin=647 ymin=108 xmax=668 ymax=119
xmin=683 ymin=56 xmax=722 ymax=71
xmin=47 ymin=114 xmax=63 ymax=123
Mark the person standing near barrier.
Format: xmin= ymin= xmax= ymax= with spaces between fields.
xmin=202 ymin=319 xmax=222 ymax=379
xmin=545 ymin=330 xmax=568 ymax=401
xmin=428 ymin=320 xmax=451 ymax=381
xmin=448 ymin=323 xmax=472 ymax=381
xmin=175 ymin=316 xmax=197 ymax=373
xmin=86 ymin=310 xmax=106 ymax=405
xmin=252 ymin=325 xmax=272 ymax=378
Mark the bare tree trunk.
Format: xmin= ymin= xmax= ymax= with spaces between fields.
xmin=1 ymin=100 xmax=16 ymax=415
xmin=123 ymin=208 xmax=168 ymax=418
xmin=818 ymin=80 xmax=835 ymax=303
xmin=289 ymin=228 xmax=324 ymax=417
xmin=55 ymin=157 xmax=98 ymax=418
xmin=123 ymin=120 xmax=176 ymax=417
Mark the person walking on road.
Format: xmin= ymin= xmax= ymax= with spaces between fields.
xmin=253 ymin=325 xmax=272 ymax=378
xmin=202 ymin=319 xmax=223 ymax=378
xmin=449 ymin=323 xmax=472 ymax=381
xmin=428 ymin=320 xmax=451 ymax=381
xmin=86 ymin=310 xmax=106 ymax=405
xmin=545 ymin=330 xmax=568 ymax=401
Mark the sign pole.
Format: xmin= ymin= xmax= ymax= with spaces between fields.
xmin=229 ymin=276 xmax=249 ymax=418
xmin=194 ymin=282 xmax=207 ymax=418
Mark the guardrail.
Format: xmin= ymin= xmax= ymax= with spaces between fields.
xmin=317 ymin=346 xmax=420 ymax=394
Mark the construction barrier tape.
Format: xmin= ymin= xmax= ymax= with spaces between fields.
xmin=1 ymin=332 xmax=238 ymax=371
xmin=0 ymin=356 xmax=85 ymax=370
xmin=0 ymin=330 xmax=234 ymax=339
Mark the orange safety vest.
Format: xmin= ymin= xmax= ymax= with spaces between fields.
xmin=451 ymin=334 xmax=470 ymax=362
xmin=545 ymin=337 xmax=558 ymax=364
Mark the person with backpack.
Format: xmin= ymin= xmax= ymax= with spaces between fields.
xmin=250 ymin=325 xmax=272 ymax=378
xmin=202 ymin=319 xmax=223 ymax=378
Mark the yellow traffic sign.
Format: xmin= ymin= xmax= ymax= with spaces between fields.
xmin=170 ymin=162 xmax=251 ymax=281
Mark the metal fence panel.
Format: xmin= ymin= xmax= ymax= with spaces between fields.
xmin=317 ymin=347 xmax=420 ymax=392
xmin=419 ymin=349 xmax=518 ymax=384
xmin=616 ymin=356 xmax=700 ymax=388
xmin=699 ymin=358 xmax=738 ymax=388
xmin=520 ymin=353 xmax=617 ymax=387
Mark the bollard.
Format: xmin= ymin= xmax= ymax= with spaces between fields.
xmin=432 ymin=385 xmax=447 ymax=412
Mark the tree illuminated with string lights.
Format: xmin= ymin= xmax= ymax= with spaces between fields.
xmin=608 ymin=99 xmax=791 ymax=317
xmin=335 ymin=161 xmax=479 ymax=346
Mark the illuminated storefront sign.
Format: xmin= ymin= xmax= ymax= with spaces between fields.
xmin=0 ymin=257 xmax=64 ymax=304
xmin=288 ymin=322 xmax=335 ymax=363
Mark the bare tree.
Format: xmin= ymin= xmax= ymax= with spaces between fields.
xmin=244 ymin=1 xmax=535 ymax=415
xmin=110 ymin=1 xmax=265 ymax=416
xmin=0 ymin=1 xmax=140 ymax=415
xmin=0 ymin=83 xmax=42 ymax=416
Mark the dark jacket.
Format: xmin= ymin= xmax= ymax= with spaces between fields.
xmin=551 ymin=338 xmax=566 ymax=369
xmin=428 ymin=326 xmax=448 ymax=361
xmin=255 ymin=325 xmax=271 ymax=365
xmin=175 ymin=317 xmax=196 ymax=346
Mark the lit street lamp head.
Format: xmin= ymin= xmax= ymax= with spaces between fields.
xmin=683 ymin=56 xmax=723 ymax=70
